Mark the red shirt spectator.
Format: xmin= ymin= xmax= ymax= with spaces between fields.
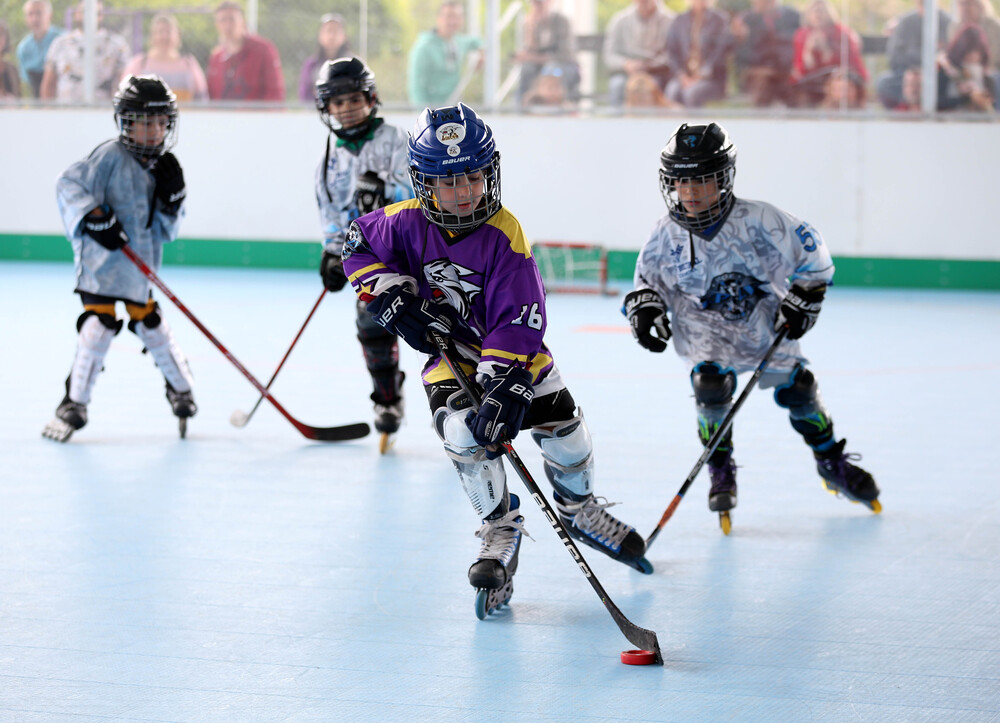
xmin=791 ymin=0 xmax=867 ymax=107
xmin=207 ymin=1 xmax=284 ymax=101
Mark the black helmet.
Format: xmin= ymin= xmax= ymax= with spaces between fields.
xmin=315 ymin=56 xmax=379 ymax=139
xmin=113 ymin=74 xmax=178 ymax=162
xmin=659 ymin=122 xmax=737 ymax=235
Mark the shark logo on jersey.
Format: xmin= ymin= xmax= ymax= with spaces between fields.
xmin=700 ymin=272 xmax=769 ymax=320
xmin=423 ymin=259 xmax=481 ymax=319
xmin=341 ymin=223 xmax=370 ymax=261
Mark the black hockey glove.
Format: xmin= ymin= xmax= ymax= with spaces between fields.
xmin=466 ymin=365 xmax=535 ymax=457
xmin=355 ymin=171 xmax=387 ymax=215
xmin=623 ymin=289 xmax=671 ymax=353
xmin=151 ymin=152 xmax=186 ymax=215
xmin=366 ymin=284 xmax=452 ymax=354
xmin=319 ymin=248 xmax=348 ymax=292
xmin=83 ymin=209 xmax=129 ymax=250
xmin=774 ymin=283 xmax=826 ymax=340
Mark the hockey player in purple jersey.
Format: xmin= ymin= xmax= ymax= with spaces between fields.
xmin=342 ymin=103 xmax=651 ymax=619
xmin=314 ymin=57 xmax=414 ymax=452
xmin=42 ymin=75 xmax=195 ymax=443
xmin=624 ymin=122 xmax=880 ymax=533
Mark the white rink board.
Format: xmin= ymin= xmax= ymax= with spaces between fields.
xmin=1 ymin=108 xmax=996 ymax=259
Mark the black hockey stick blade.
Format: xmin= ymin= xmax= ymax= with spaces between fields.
xmin=121 ymin=246 xmax=369 ymax=444
xmin=429 ymin=329 xmax=663 ymax=665
xmin=512 ymin=443 xmax=663 ymax=665
xmin=305 ymin=421 xmax=371 ymax=442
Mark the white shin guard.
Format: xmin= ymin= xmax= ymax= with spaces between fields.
xmin=433 ymin=389 xmax=507 ymax=518
xmin=530 ymin=410 xmax=595 ymax=499
xmin=133 ymin=316 xmax=194 ymax=393
xmin=68 ymin=313 xmax=118 ymax=404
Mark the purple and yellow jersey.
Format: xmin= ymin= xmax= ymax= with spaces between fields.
xmin=342 ymin=199 xmax=555 ymax=385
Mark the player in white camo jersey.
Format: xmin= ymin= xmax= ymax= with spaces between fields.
xmin=313 ymin=57 xmax=414 ymax=449
xmin=623 ymin=122 xmax=880 ymax=523
xmin=42 ymin=75 xmax=195 ymax=443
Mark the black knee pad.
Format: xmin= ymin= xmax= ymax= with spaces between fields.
xmin=691 ymin=362 xmax=736 ymax=406
xmin=126 ymin=304 xmax=162 ymax=334
xmin=774 ymin=365 xmax=818 ymax=409
xmin=524 ymin=387 xmax=577 ymax=428
xmin=426 ymin=379 xmax=464 ymax=414
xmin=77 ymin=310 xmax=122 ymax=334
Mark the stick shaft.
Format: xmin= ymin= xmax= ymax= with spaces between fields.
xmin=122 ymin=246 xmax=367 ymax=441
xmin=645 ymin=326 xmax=789 ymax=549
xmin=429 ymin=330 xmax=662 ymax=663
xmin=241 ymin=288 xmax=326 ymax=424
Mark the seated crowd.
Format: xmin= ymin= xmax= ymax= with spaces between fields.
xmin=2 ymin=0 xmax=997 ymax=113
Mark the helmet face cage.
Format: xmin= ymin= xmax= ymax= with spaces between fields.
xmin=408 ymin=104 xmax=502 ymax=233
xmin=659 ymin=166 xmax=735 ymax=233
xmin=113 ymin=75 xmax=178 ymax=162
xmin=315 ymin=57 xmax=379 ymax=138
xmin=658 ymin=122 xmax=737 ymax=233
xmin=409 ymin=153 xmax=502 ymax=234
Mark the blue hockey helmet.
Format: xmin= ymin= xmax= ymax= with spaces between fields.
xmin=659 ymin=122 xmax=737 ymax=235
xmin=408 ymin=103 xmax=501 ymax=233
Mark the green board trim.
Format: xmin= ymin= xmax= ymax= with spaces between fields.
xmin=2 ymin=234 xmax=998 ymax=290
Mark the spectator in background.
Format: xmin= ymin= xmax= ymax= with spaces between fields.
xmin=876 ymin=1 xmax=951 ymax=110
xmin=513 ymin=0 xmax=579 ymax=106
xmin=0 ymin=20 xmax=20 ymax=99
xmin=121 ymin=14 xmax=208 ymax=103
xmin=40 ymin=1 xmax=130 ymax=103
xmin=664 ymin=0 xmax=731 ymax=108
xmin=298 ymin=13 xmax=350 ymax=103
xmin=522 ymin=63 xmax=575 ymax=108
xmin=947 ymin=0 xmax=1000 ymax=107
xmin=625 ymin=69 xmax=681 ymax=108
xmin=603 ymin=0 xmax=674 ymax=108
xmin=817 ymin=66 xmax=866 ymax=109
xmin=408 ymin=1 xmax=483 ymax=108
xmin=17 ymin=0 xmax=62 ymax=97
xmin=731 ymin=0 xmax=800 ymax=107
xmin=790 ymin=0 xmax=867 ymax=108
xmin=893 ymin=65 xmax=922 ymax=110
xmin=207 ymin=1 xmax=284 ymax=102
xmin=938 ymin=23 xmax=996 ymax=111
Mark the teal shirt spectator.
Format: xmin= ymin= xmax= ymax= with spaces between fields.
xmin=17 ymin=26 xmax=62 ymax=93
xmin=407 ymin=29 xmax=482 ymax=107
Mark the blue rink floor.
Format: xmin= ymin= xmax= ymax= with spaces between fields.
xmin=1 ymin=261 xmax=998 ymax=722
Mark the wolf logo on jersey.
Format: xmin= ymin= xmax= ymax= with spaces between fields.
xmin=424 ymin=259 xmax=481 ymax=319
xmin=700 ymin=272 xmax=769 ymax=320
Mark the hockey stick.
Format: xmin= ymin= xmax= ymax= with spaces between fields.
xmin=429 ymin=329 xmax=663 ymax=665
xmin=121 ymin=246 xmax=369 ymax=442
xmin=230 ymin=288 xmax=326 ymax=428
xmin=644 ymin=326 xmax=789 ymax=550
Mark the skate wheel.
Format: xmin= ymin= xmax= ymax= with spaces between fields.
xmin=378 ymin=432 xmax=395 ymax=455
xmin=719 ymin=511 xmax=732 ymax=536
xmin=631 ymin=557 xmax=654 ymax=575
xmin=474 ymin=588 xmax=489 ymax=620
xmin=178 ymin=417 xmax=187 ymax=439
xmin=868 ymin=499 xmax=882 ymax=514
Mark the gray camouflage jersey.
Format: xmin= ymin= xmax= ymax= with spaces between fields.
xmin=56 ymin=140 xmax=185 ymax=305
xmin=315 ymin=121 xmax=413 ymax=254
xmin=633 ymin=197 xmax=835 ymax=374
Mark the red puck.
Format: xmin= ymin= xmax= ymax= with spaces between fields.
xmin=620 ymin=649 xmax=657 ymax=665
